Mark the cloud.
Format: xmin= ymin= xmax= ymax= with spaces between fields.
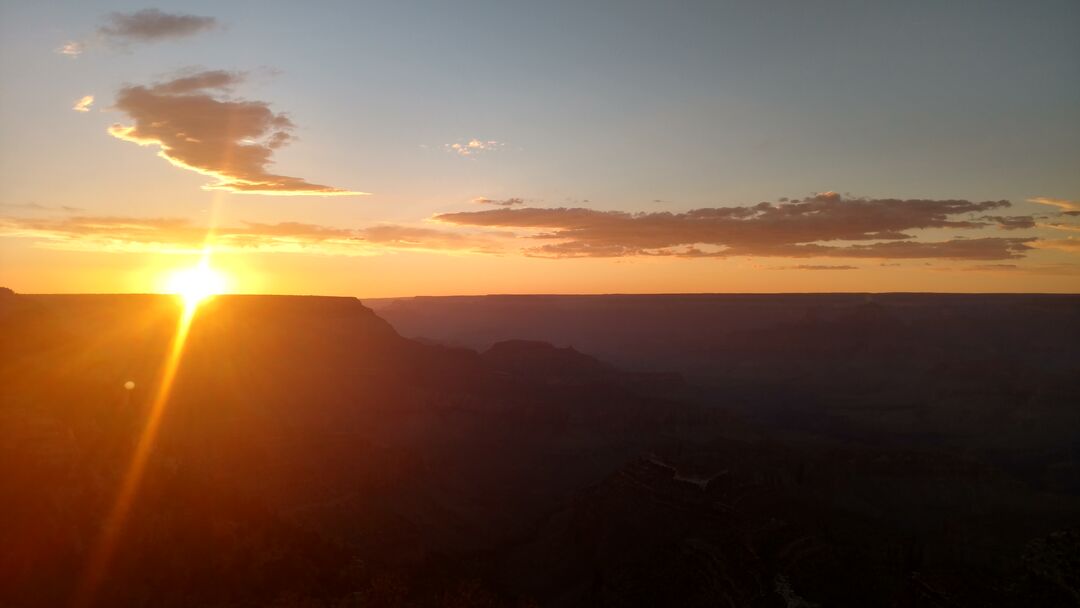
xmin=72 ymin=95 xmax=94 ymax=113
xmin=357 ymin=225 xmax=503 ymax=253
xmin=434 ymin=192 xmax=1034 ymax=259
xmin=147 ymin=70 xmax=242 ymax=94
xmin=53 ymin=10 xmax=216 ymax=59
xmin=0 ymin=202 xmax=82 ymax=213
xmin=55 ymin=41 xmax=83 ymax=58
xmin=473 ymin=197 xmax=525 ymax=206
xmin=2 ymin=193 xmax=1052 ymax=263
xmin=957 ymin=263 xmax=1080 ymax=275
xmin=445 ymin=139 xmax=504 ymax=156
xmin=774 ymin=265 xmax=858 ymax=271
xmin=1029 ymin=197 xmax=1080 ymax=213
xmin=0 ymin=215 xmax=500 ymax=255
xmin=98 ymin=9 xmax=218 ymax=44
xmin=108 ymin=71 xmax=362 ymax=196
xmin=1031 ymin=238 xmax=1080 ymax=253
xmin=810 ymin=238 xmax=1032 ymax=260
xmin=543 ymin=238 xmax=1035 ymax=261
xmin=983 ymin=215 xmax=1034 ymax=230
xmin=1042 ymin=222 xmax=1080 ymax=233
xmin=962 ymin=264 xmax=1019 ymax=272
xmin=0 ymin=203 xmax=46 ymax=211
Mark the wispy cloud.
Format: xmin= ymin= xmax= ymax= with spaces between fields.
xmin=774 ymin=264 xmax=858 ymax=270
xmin=435 ymin=192 xmax=1036 ymax=260
xmin=108 ymin=70 xmax=362 ymax=196
xmin=445 ymin=139 xmax=504 ymax=157
xmin=956 ymin=263 xmax=1080 ymax=275
xmin=961 ymin=264 xmax=1019 ymax=272
xmin=640 ymin=238 xmax=1035 ymax=261
xmin=72 ymin=95 xmax=94 ymax=113
xmin=0 ymin=216 xmax=502 ymax=255
xmin=55 ymin=41 xmax=83 ymax=58
xmin=0 ymin=202 xmax=83 ymax=213
xmin=357 ymin=224 xmax=503 ymax=253
xmin=982 ymin=215 xmax=1034 ymax=230
xmin=473 ymin=197 xmax=526 ymax=206
xmin=0 ymin=203 xmax=47 ymax=211
xmin=1042 ymin=222 xmax=1080 ymax=233
xmin=1031 ymin=237 xmax=1080 ymax=253
xmin=99 ymin=9 xmax=218 ymax=44
xmin=1029 ymin=197 xmax=1080 ymax=215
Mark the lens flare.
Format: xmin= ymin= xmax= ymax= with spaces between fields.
xmin=71 ymin=295 xmax=199 ymax=607
xmin=165 ymin=262 xmax=227 ymax=308
xmin=73 ymin=250 xmax=228 ymax=606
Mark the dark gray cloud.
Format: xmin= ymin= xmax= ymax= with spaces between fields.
xmin=435 ymin=192 xmax=1034 ymax=260
xmin=99 ymin=9 xmax=218 ymax=43
xmin=109 ymin=71 xmax=359 ymax=195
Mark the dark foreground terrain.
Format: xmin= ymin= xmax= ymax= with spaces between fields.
xmin=2 ymin=291 xmax=1079 ymax=606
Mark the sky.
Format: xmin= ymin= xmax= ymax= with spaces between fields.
xmin=1 ymin=0 xmax=1078 ymax=296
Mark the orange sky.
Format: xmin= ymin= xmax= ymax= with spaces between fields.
xmin=3 ymin=239 xmax=1077 ymax=298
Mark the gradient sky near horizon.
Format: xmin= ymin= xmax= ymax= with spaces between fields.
xmin=1 ymin=0 xmax=1078 ymax=296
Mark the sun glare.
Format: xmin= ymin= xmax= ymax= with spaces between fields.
xmin=165 ymin=263 xmax=228 ymax=308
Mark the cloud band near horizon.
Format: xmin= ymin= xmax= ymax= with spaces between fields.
xmin=3 ymin=193 xmax=1074 ymax=263
xmin=434 ymin=192 xmax=1042 ymax=260
xmin=0 ymin=216 xmax=499 ymax=255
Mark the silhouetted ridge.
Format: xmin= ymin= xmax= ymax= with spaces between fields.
xmin=483 ymin=340 xmax=609 ymax=382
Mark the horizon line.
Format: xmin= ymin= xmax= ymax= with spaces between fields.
xmin=6 ymin=290 xmax=1079 ymax=298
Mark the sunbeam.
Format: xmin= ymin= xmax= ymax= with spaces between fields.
xmin=69 ymin=297 xmax=199 ymax=608
xmin=71 ymin=232 xmax=226 ymax=608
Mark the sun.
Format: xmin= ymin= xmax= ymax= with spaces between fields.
xmin=164 ymin=263 xmax=228 ymax=308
